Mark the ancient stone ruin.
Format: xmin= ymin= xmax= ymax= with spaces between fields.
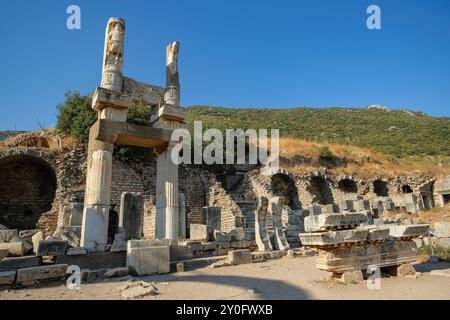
xmin=0 ymin=17 xmax=449 ymax=289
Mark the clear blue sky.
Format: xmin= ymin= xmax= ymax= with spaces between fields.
xmin=1 ymin=0 xmax=449 ymax=130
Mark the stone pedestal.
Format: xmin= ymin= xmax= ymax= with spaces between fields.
xmin=81 ymin=206 xmax=110 ymax=252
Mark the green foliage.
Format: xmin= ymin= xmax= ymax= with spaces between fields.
xmin=56 ymin=92 xmax=153 ymax=162
xmin=56 ymin=91 xmax=96 ymax=144
xmin=419 ymin=244 xmax=450 ymax=261
xmin=186 ymin=106 xmax=450 ymax=157
xmin=126 ymin=101 xmax=153 ymax=126
xmin=319 ymin=146 xmax=334 ymax=160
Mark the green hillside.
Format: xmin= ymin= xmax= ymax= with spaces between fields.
xmin=186 ymin=106 xmax=450 ymax=157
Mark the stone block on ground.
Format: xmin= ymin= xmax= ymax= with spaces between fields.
xmin=170 ymin=245 xmax=193 ymax=261
xmin=0 ymin=256 xmax=41 ymax=271
xmin=170 ymin=256 xmax=227 ymax=272
xmin=16 ymin=264 xmax=68 ymax=284
xmin=299 ymin=229 xmax=369 ymax=247
xmin=388 ymin=224 xmax=429 ymax=239
xmin=339 ymin=270 xmax=363 ymax=284
xmin=37 ymin=240 xmax=68 ymax=256
xmin=434 ymin=222 xmax=450 ymax=238
xmin=304 ymin=213 xmax=367 ymax=232
xmin=437 ymin=237 xmax=450 ymax=249
xmin=66 ymin=247 xmax=88 ymax=256
xmin=103 ymin=267 xmax=129 ymax=278
xmin=396 ymin=263 xmax=418 ymax=278
xmin=31 ymin=231 xmax=44 ymax=254
xmin=0 ymin=270 xmax=16 ymax=285
xmin=127 ymin=241 xmax=170 ymax=276
xmin=53 ymin=226 xmax=81 ymax=248
xmin=0 ymin=229 xmax=18 ymax=243
xmin=189 ymin=224 xmax=209 ymax=241
xmin=10 ymin=235 xmax=33 ymax=254
xmin=0 ymin=242 xmax=25 ymax=257
xmin=56 ymin=251 xmax=126 ymax=269
xmin=228 ymin=249 xmax=252 ymax=265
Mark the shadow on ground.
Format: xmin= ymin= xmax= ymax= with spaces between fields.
xmin=143 ymin=273 xmax=311 ymax=300
xmin=414 ymin=261 xmax=450 ymax=273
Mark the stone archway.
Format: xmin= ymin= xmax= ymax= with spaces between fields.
xmin=270 ymin=173 xmax=301 ymax=210
xmin=308 ymin=176 xmax=334 ymax=205
xmin=373 ymin=180 xmax=389 ymax=197
xmin=338 ymin=179 xmax=358 ymax=194
xmin=0 ymin=155 xmax=56 ymax=230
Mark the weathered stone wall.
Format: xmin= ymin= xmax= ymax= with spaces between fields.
xmin=0 ymin=151 xmax=56 ymax=230
xmin=110 ymin=160 xmax=145 ymax=206
xmin=1 ymin=130 xmax=449 ymax=240
xmin=433 ymin=177 xmax=450 ymax=207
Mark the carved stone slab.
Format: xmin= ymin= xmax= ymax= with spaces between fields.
xmin=315 ymin=240 xmax=418 ymax=273
xmin=299 ymin=229 xmax=369 ymax=247
xmin=388 ymin=224 xmax=430 ymax=239
xmin=304 ymin=213 xmax=368 ymax=232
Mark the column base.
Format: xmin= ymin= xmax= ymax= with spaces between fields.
xmin=80 ymin=205 xmax=110 ymax=252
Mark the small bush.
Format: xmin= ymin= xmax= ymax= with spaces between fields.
xmin=319 ymin=146 xmax=334 ymax=160
xmin=419 ymin=244 xmax=450 ymax=261
xmin=56 ymin=91 xmax=96 ymax=144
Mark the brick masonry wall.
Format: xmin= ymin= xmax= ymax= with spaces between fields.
xmin=0 ymin=154 xmax=56 ymax=230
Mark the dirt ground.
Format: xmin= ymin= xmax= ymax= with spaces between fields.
xmin=1 ymin=256 xmax=450 ymax=300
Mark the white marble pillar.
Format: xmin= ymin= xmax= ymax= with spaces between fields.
xmin=81 ymin=141 xmax=114 ymax=252
xmin=81 ymin=17 xmax=127 ymax=252
xmin=155 ymin=143 xmax=179 ymax=240
xmin=153 ymin=41 xmax=186 ymax=240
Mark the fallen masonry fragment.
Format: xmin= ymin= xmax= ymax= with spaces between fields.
xmin=300 ymin=207 xmax=429 ymax=276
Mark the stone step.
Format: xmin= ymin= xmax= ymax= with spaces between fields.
xmin=170 ymin=255 xmax=228 ymax=272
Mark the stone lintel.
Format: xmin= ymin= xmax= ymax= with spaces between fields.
xmin=151 ymin=104 xmax=186 ymax=123
xmin=91 ymin=119 xmax=172 ymax=150
xmin=92 ymin=87 xmax=132 ymax=112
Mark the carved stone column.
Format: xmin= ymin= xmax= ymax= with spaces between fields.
xmin=81 ymin=17 xmax=130 ymax=252
xmin=153 ymin=42 xmax=186 ymax=240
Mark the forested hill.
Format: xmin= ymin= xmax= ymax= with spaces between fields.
xmin=185 ymin=106 xmax=450 ymax=157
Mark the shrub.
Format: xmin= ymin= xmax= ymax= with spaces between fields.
xmin=56 ymin=91 xmax=96 ymax=144
xmin=319 ymin=146 xmax=334 ymax=160
xmin=56 ymin=91 xmax=154 ymax=162
xmin=419 ymin=244 xmax=450 ymax=261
